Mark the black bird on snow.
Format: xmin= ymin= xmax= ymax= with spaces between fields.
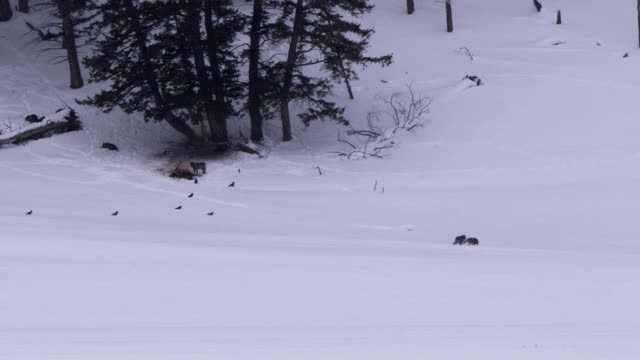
xmin=188 ymin=193 xmax=194 ymax=198
xmin=228 ymin=181 xmax=235 ymax=187
xmin=207 ymin=211 xmax=214 ymax=216
xmin=194 ymin=178 xmax=199 ymax=184
xmin=26 ymin=210 xmax=33 ymax=215
xmin=175 ymin=205 xmax=182 ymax=210
xmin=111 ymin=211 xmax=118 ymax=216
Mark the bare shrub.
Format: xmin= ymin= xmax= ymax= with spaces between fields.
xmin=336 ymin=84 xmax=430 ymax=159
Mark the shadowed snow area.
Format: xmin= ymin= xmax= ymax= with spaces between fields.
xmin=2 ymin=0 xmax=640 ymax=359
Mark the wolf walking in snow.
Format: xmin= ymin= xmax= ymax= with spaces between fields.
xmin=465 ymin=237 xmax=479 ymax=246
xmin=453 ymin=235 xmax=467 ymax=245
xmin=453 ymin=235 xmax=479 ymax=246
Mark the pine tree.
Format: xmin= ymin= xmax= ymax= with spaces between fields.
xmin=25 ymin=0 xmax=93 ymax=88
xmin=81 ymin=0 xmax=202 ymax=144
xmin=244 ymin=0 xmax=290 ymax=142
xmin=248 ymin=0 xmax=265 ymax=142
xmin=275 ymin=0 xmax=392 ymax=141
xmin=63 ymin=108 xmax=80 ymax=123
xmin=183 ymin=0 xmax=220 ymax=144
xmin=201 ymin=0 xmax=245 ymax=145
xmin=81 ymin=0 xmax=244 ymax=145
xmin=58 ymin=0 xmax=84 ymax=88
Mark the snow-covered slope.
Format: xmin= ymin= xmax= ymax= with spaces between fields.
xmin=2 ymin=0 xmax=640 ymax=359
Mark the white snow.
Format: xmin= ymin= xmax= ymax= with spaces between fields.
xmin=2 ymin=0 xmax=640 ymax=359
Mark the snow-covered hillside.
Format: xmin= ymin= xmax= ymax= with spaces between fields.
xmin=2 ymin=0 xmax=640 ymax=359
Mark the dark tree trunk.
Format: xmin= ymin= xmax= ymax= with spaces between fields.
xmin=199 ymin=117 xmax=208 ymax=140
xmin=70 ymin=0 xmax=85 ymax=11
xmin=123 ymin=0 xmax=201 ymax=144
xmin=406 ymin=0 xmax=414 ymax=15
xmin=0 ymin=0 xmax=12 ymax=21
xmin=203 ymin=0 xmax=229 ymax=144
xmin=638 ymin=0 xmax=640 ymax=48
xmin=318 ymin=7 xmax=354 ymax=100
xmin=62 ymin=32 xmax=69 ymax=49
xmin=556 ymin=9 xmax=561 ymax=24
xmin=338 ymin=59 xmax=354 ymax=100
xmin=280 ymin=0 xmax=305 ymax=142
xmin=17 ymin=0 xmax=29 ymax=13
xmin=58 ymin=0 xmax=83 ymax=89
xmin=185 ymin=0 xmax=220 ymax=144
xmin=247 ymin=0 xmax=264 ymax=142
xmin=533 ymin=0 xmax=542 ymax=12
xmin=446 ymin=0 xmax=453 ymax=33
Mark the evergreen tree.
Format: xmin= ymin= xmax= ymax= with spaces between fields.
xmin=183 ymin=0 xmax=222 ymax=143
xmin=244 ymin=0 xmax=289 ymax=142
xmin=58 ymin=0 xmax=84 ymax=88
xmin=25 ymin=0 xmax=94 ymax=88
xmin=248 ymin=0 xmax=265 ymax=142
xmin=81 ymin=0 xmax=244 ymax=145
xmin=81 ymin=0 xmax=201 ymax=143
xmin=201 ymin=0 xmax=245 ymax=145
xmin=275 ymin=0 xmax=392 ymax=141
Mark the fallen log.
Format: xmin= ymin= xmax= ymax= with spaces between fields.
xmin=0 ymin=118 xmax=82 ymax=146
xmin=235 ymin=143 xmax=263 ymax=157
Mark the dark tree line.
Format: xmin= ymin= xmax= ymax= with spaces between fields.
xmin=76 ymin=0 xmax=391 ymax=147
xmin=272 ymin=0 xmax=392 ymax=141
xmin=0 ymin=0 xmax=389 ymax=147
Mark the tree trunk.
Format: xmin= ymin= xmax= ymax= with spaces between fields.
xmin=319 ymin=7 xmax=354 ymax=100
xmin=247 ymin=0 xmax=264 ymax=142
xmin=58 ymin=0 xmax=83 ymax=89
xmin=17 ymin=0 xmax=29 ymax=13
xmin=186 ymin=0 xmax=220 ymax=144
xmin=406 ymin=0 xmax=414 ymax=15
xmin=203 ymin=0 xmax=229 ymax=144
xmin=338 ymin=60 xmax=354 ymax=100
xmin=533 ymin=0 xmax=542 ymax=12
xmin=0 ymin=0 xmax=12 ymax=21
xmin=638 ymin=0 xmax=640 ymax=48
xmin=62 ymin=32 xmax=69 ymax=49
xmin=280 ymin=0 xmax=305 ymax=142
xmin=123 ymin=0 xmax=201 ymax=144
xmin=556 ymin=9 xmax=561 ymax=25
xmin=446 ymin=0 xmax=453 ymax=33
xmin=70 ymin=0 xmax=85 ymax=11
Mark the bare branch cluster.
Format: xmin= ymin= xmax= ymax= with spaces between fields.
xmin=336 ymin=84 xmax=430 ymax=159
xmin=379 ymin=85 xmax=431 ymax=132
